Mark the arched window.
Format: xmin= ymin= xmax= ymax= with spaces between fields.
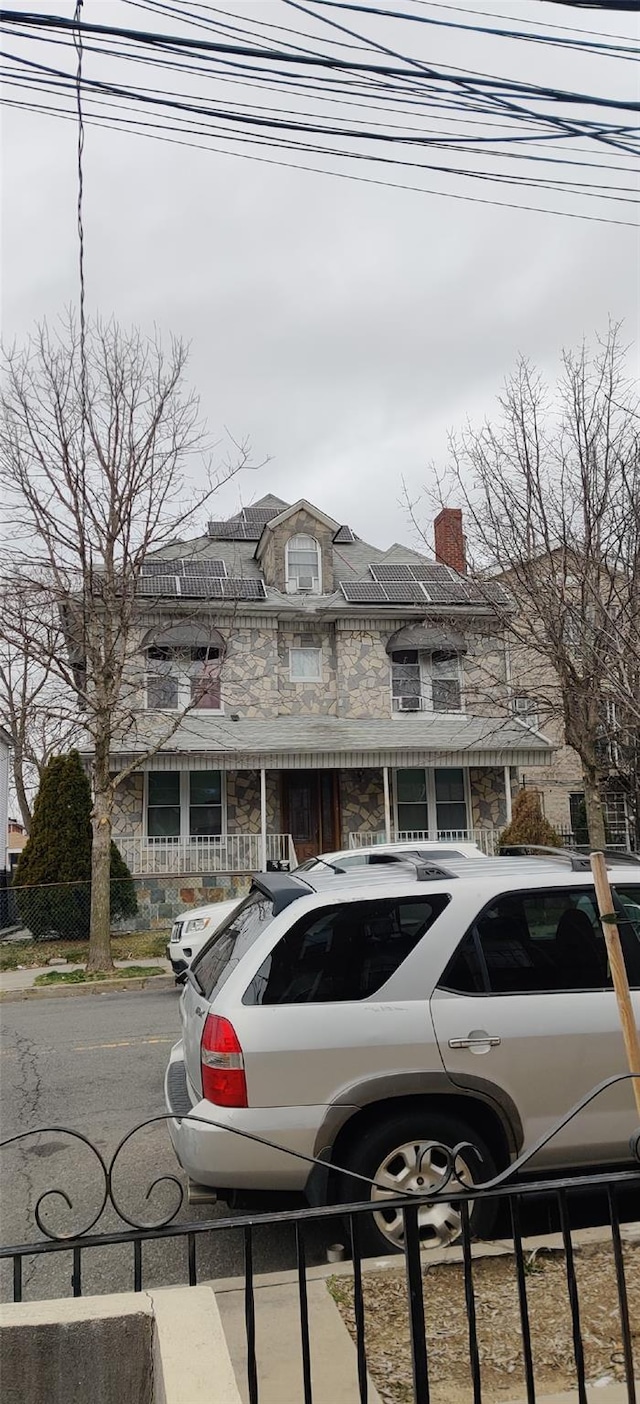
xmin=285 ymin=535 xmax=321 ymax=593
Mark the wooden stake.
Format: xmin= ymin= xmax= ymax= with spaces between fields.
xmin=590 ymin=851 xmax=640 ymax=1119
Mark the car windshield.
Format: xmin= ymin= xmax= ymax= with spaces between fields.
xmin=190 ymin=890 xmax=276 ymax=1000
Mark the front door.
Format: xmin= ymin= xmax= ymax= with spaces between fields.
xmin=283 ymin=771 xmax=339 ymax=864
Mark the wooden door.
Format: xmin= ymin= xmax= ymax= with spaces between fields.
xmin=283 ymin=771 xmax=340 ymax=864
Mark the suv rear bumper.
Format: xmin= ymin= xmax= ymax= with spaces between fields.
xmin=164 ymin=1043 xmax=332 ymax=1194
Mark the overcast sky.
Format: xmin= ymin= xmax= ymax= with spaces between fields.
xmin=2 ymin=0 xmax=639 ymax=550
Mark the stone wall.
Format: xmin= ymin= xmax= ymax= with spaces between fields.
xmin=339 ymin=768 xmax=385 ymax=844
xmin=221 ymin=620 xmax=279 ymax=718
xmin=110 ymin=773 xmax=144 ymax=836
xmin=276 ymin=624 xmax=338 ymax=716
xmin=335 ymin=624 xmax=393 ymax=720
xmin=111 ymin=872 xmax=252 ymax=933
xmin=226 ymin=770 xmax=281 ymax=832
xmin=469 ymin=767 xmax=508 ymax=829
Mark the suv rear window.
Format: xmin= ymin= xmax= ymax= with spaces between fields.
xmin=192 ymin=891 xmax=276 ymax=1000
xmin=242 ymin=894 xmax=450 ymax=1005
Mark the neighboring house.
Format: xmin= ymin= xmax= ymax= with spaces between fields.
xmin=0 ymin=727 xmax=10 ymax=877
xmin=103 ymin=494 xmax=554 ymax=893
xmin=7 ymin=817 xmax=28 ymax=869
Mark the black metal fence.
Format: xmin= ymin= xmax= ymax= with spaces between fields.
xmin=1 ymin=1097 xmax=639 ymax=1404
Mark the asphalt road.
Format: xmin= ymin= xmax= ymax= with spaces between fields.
xmin=0 ymin=988 xmax=336 ymax=1302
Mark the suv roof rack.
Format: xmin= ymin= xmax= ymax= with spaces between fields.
xmin=501 ymin=844 xmax=591 ymax=870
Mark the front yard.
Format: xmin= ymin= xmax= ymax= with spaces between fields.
xmin=330 ymin=1239 xmax=639 ymax=1404
xmin=0 ymin=930 xmax=168 ymax=971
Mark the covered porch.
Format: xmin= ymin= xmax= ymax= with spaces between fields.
xmin=112 ymin=715 xmax=554 ymax=875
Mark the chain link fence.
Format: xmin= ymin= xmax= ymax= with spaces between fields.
xmin=0 ymin=873 xmax=252 ymax=943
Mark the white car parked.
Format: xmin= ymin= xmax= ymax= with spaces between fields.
xmin=167 ymin=898 xmax=241 ymax=977
xmin=167 ymin=840 xmax=485 ymax=977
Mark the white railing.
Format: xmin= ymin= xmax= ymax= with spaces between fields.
xmin=347 ymin=828 xmax=499 ymax=856
xmin=116 ymin=833 xmax=297 ymax=875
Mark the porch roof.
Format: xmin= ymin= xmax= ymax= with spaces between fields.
xmin=108 ymin=714 xmax=554 ymax=771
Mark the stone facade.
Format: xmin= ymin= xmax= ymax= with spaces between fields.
xmin=221 ymin=620 xmax=279 ymax=718
xmin=111 ymin=872 xmax=252 ymax=933
xmin=226 ymin=770 xmax=281 ymax=833
xmin=256 ymin=506 xmax=336 ymax=594
xmin=111 ymin=772 xmax=144 ymax=836
xmin=276 ymin=624 xmax=338 ymax=716
xmin=335 ymin=623 xmax=396 ymax=720
xmin=469 ymin=767 xmax=509 ymax=830
xmin=339 ymin=768 xmax=385 ymax=844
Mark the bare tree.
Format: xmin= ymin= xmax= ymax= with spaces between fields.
xmin=426 ymin=324 xmax=640 ymax=849
xmin=0 ymin=314 xmax=253 ymax=971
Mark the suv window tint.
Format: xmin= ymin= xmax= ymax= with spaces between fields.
xmin=243 ymin=894 xmax=450 ymax=1005
xmin=192 ymin=891 xmax=275 ymax=1000
xmin=442 ymin=889 xmax=609 ymax=995
xmin=612 ymin=887 xmax=640 ymax=987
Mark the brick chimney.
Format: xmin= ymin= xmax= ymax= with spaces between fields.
xmin=434 ymin=507 xmax=466 ymax=575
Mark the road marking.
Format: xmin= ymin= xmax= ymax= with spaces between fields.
xmin=72 ymin=1037 xmax=174 ymax=1051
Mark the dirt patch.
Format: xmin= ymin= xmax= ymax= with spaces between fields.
xmin=0 ymin=932 xmax=168 ymax=970
xmin=33 ymin=964 xmax=166 ymax=986
xmin=329 ymin=1240 xmax=639 ymax=1404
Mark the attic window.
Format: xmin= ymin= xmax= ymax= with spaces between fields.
xmin=286 ymin=535 xmax=321 ymax=594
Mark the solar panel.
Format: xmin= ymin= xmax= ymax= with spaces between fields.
xmin=207 ymin=519 xmax=260 ymax=540
xmin=135 ymin=575 xmax=178 ymax=596
xmin=140 ymin=559 xmax=179 ymax=576
xmin=242 ymin=507 xmax=281 ymax=523
xmin=222 ymin=578 xmax=267 ymax=600
xmin=383 ymin=582 xmax=428 ymax=603
xmin=409 ymin=560 xmax=453 ymax=582
xmin=370 ymin=562 xmax=415 ymax=582
xmin=178 ymin=578 xmax=223 ymax=598
xmin=422 ymin=581 xmax=469 ymax=603
xmin=333 ymin=525 xmax=355 ymax=544
xmin=340 ymin=581 xmax=388 ymax=603
xmin=179 ymin=558 xmax=227 ymax=577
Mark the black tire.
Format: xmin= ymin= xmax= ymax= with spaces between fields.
xmin=337 ymin=1108 xmax=498 ymax=1257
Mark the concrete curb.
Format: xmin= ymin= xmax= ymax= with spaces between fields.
xmin=0 ymin=974 xmax=177 ymax=1002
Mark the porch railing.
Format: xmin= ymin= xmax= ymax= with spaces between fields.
xmin=116 ymin=833 xmax=297 ymax=875
xmin=348 ymin=827 xmax=499 ymax=856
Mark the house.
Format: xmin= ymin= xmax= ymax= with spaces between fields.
xmin=106 ymin=494 xmax=554 ymax=909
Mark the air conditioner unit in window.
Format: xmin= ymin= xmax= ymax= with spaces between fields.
xmin=398 ymin=695 xmax=421 ymax=711
xmin=296 ymin=575 xmax=318 ymax=592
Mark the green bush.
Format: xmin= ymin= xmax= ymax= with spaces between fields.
xmin=499 ymin=788 xmax=561 ymax=852
xmin=14 ymin=752 xmax=137 ymax=939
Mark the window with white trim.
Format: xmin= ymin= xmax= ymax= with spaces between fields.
xmin=146 ymin=645 xmax=221 ymax=711
xmin=146 ymin=770 xmax=224 ymax=839
xmin=391 ymin=650 xmax=462 ymax=713
xmin=285 ymin=535 xmax=321 ymax=594
xmin=395 ymin=767 xmax=469 ymax=836
xmin=289 ymin=647 xmax=322 ymax=682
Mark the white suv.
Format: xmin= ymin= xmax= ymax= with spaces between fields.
xmin=165 ymin=852 xmax=640 ymax=1254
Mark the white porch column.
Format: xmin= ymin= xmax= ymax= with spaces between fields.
xmin=260 ymin=768 xmax=268 ymax=872
xmin=504 ymin=765 xmax=513 ymax=824
xmin=383 ymin=766 xmax=392 ymax=843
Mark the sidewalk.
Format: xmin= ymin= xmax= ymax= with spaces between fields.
xmin=0 ymin=957 xmax=174 ymax=999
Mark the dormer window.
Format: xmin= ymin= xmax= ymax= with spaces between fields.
xmin=286 ymin=535 xmax=321 ymax=594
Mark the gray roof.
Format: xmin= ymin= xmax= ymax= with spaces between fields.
xmin=140 ymin=494 xmax=510 ymax=615
xmin=108 ymin=714 xmax=553 ymax=770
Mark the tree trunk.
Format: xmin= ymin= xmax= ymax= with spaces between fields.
xmin=87 ymin=784 xmax=115 ymax=973
xmin=582 ymin=765 xmax=607 ymax=851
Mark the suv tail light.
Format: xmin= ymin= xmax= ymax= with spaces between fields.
xmin=201 ymin=1014 xmax=248 ymax=1108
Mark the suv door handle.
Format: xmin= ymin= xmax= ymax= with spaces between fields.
xmin=448 ymin=1035 xmax=501 ymax=1049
